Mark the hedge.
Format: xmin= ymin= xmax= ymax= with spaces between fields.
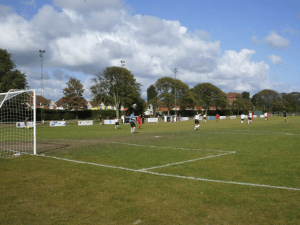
xmin=37 ymin=109 xmax=118 ymax=121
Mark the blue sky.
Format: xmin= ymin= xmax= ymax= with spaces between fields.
xmin=0 ymin=0 xmax=299 ymax=101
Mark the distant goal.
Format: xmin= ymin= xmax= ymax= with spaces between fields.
xmin=0 ymin=89 xmax=36 ymax=158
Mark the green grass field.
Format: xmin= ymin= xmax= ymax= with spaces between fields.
xmin=1 ymin=116 xmax=300 ymax=224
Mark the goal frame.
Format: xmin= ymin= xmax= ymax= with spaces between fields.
xmin=0 ymin=89 xmax=36 ymax=158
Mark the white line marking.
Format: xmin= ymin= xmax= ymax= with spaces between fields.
xmin=223 ymin=130 xmax=299 ymax=136
xmin=201 ymin=131 xmax=299 ymax=136
xmin=109 ymin=142 xmax=235 ymax=154
xmin=37 ymin=155 xmax=300 ymax=191
xmin=138 ymin=152 xmax=235 ymax=171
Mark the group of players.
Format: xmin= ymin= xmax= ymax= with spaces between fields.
xmin=114 ymin=112 xmax=142 ymax=133
xmin=112 ymin=110 xmax=288 ymax=133
xmin=194 ymin=111 xmax=288 ymax=130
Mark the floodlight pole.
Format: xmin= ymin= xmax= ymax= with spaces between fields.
xmin=121 ymin=60 xmax=125 ymax=67
xmin=39 ymin=50 xmax=45 ymax=97
xmin=39 ymin=50 xmax=45 ymax=122
xmin=174 ymin=68 xmax=178 ymax=117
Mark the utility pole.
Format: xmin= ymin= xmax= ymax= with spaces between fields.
xmin=39 ymin=50 xmax=45 ymax=123
xmin=174 ymin=68 xmax=178 ymax=117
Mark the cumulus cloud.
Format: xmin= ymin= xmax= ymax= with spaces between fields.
xmin=0 ymin=1 xmax=276 ymax=100
xmin=267 ymin=55 xmax=284 ymax=66
xmin=264 ymin=31 xmax=290 ymax=49
xmin=54 ymin=0 xmax=123 ymax=15
xmin=207 ymin=49 xmax=270 ymax=93
xmin=0 ymin=4 xmax=13 ymax=18
xmin=0 ymin=6 xmax=40 ymax=51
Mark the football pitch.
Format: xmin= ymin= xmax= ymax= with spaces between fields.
xmin=1 ymin=116 xmax=300 ymax=224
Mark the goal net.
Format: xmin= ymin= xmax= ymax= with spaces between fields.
xmin=0 ymin=89 xmax=36 ymax=158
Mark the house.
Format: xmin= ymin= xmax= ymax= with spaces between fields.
xmin=55 ymin=98 xmax=66 ymax=110
xmin=144 ymin=103 xmax=154 ymax=116
xmin=99 ymin=102 xmax=106 ymax=110
xmin=227 ymin=92 xmax=241 ymax=106
xmin=87 ymin=101 xmax=100 ymax=110
xmin=36 ymin=95 xmax=56 ymax=110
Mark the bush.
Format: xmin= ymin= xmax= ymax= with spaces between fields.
xmin=38 ymin=109 xmax=119 ymax=121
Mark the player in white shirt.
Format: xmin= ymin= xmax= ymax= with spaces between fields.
xmin=248 ymin=112 xmax=253 ymax=124
xmin=241 ymin=114 xmax=245 ymax=123
xmin=194 ymin=114 xmax=201 ymax=130
xmin=115 ymin=116 xmax=120 ymax=129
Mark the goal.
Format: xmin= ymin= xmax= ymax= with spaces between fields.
xmin=0 ymin=89 xmax=36 ymax=158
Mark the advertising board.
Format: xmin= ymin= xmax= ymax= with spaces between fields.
xmin=49 ymin=121 xmax=66 ymax=127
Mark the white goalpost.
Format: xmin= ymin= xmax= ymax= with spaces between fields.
xmin=0 ymin=89 xmax=36 ymax=158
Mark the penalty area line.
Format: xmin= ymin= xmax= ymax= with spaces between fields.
xmin=109 ymin=142 xmax=235 ymax=154
xmin=138 ymin=152 xmax=235 ymax=171
xmin=37 ymin=154 xmax=300 ymax=192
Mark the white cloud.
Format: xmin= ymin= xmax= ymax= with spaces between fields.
xmin=205 ymin=49 xmax=270 ymax=93
xmin=0 ymin=1 xmax=283 ymax=100
xmin=0 ymin=5 xmax=13 ymax=18
xmin=0 ymin=6 xmax=40 ymax=51
xmin=267 ymin=55 xmax=284 ymax=66
xmin=264 ymin=31 xmax=290 ymax=49
xmin=54 ymin=0 xmax=123 ymax=15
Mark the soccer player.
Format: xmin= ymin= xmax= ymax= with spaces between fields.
xmin=216 ymin=114 xmax=220 ymax=123
xmin=194 ymin=114 xmax=200 ymax=130
xmin=241 ymin=113 xmax=245 ymax=124
xmin=137 ymin=115 xmax=141 ymax=129
xmin=248 ymin=111 xmax=253 ymax=124
xmin=203 ymin=114 xmax=206 ymax=123
xmin=283 ymin=111 xmax=287 ymax=122
xmin=115 ymin=116 xmax=119 ymax=129
xmin=99 ymin=114 xmax=103 ymax=125
xmin=129 ymin=112 xmax=136 ymax=133
xmin=24 ymin=117 xmax=29 ymax=129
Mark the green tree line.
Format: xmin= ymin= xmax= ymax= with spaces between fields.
xmin=1 ymin=48 xmax=299 ymax=116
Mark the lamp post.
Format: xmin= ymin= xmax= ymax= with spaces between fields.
xmin=39 ymin=50 xmax=45 ymax=97
xmin=121 ymin=60 xmax=125 ymax=67
xmin=174 ymin=68 xmax=178 ymax=117
xmin=39 ymin=50 xmax=45 ymax=123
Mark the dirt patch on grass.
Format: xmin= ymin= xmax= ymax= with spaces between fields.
xmin=37 ymin=134 xmax=168 ymax=154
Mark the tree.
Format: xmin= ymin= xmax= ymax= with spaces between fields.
xmin=147 ymin=85 xmax=158 ymax=114
xmin=63 ymin=77 xmax=87 ymax=119
xmin=0 ymin=49 xmax=28 ymax=92
xmin=193 ymin=83 xmax=228 ymax=113
xmin=232 ymin=94 xmax=246 ymax=115
xmin=232 ymin=94 xmax=254 ymax=114
xmin=155 ymin=77 xmax=174 ymax=115
xmin=155 ymin=77 xmax=192 ymax=115
xmin=90 ymin=67 xmax=141 ymax=117
xmin=282 ymin=92 xmax=300 ymax=112
xmin=127 ymin=96 xmax=146 ymax=116
xmin=176 ymin=82 xmax=195 ymax=112
xmin=242 ymin=91 xmax=250 ymax=100
xmin=270 ymin=100 xmax=285 ymax=113
xmin=251 ymin=89 xmax=279 ymax=111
